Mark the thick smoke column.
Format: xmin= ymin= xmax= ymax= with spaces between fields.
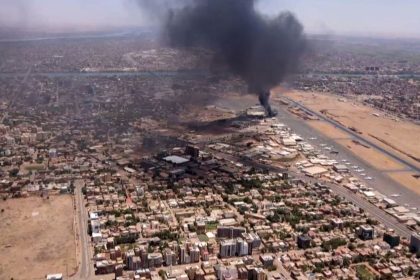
xmin=258 ymin=90 xmax=274 ymax=117
xmin=164 ymin=0 xmax=306 ymax=117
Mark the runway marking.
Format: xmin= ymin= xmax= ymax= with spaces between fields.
xmin=285 ymin=97 xmax=420 ymax=173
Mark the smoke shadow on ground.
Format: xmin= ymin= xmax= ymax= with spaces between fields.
xmin=182 ymin=115 xmax=259 ymax=135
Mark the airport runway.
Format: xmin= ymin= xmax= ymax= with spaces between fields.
xmin=215 ymin=95 xmax=419 ymax=232
xmin=273 ymin=101 xmax=420 ymax=210
xmin=284 ymin=97 xmax=420 ymax=173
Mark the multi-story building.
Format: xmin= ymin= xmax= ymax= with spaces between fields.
xmin=139 ymin=246 xmax=148 ymax=268
xmin=236 ymin=238 xmax=249 ymax=256
xmin=179 ymin=245 xmax=192 ymax=264
xmin=237 ymin=266 xmax=248 ymax=280
xmin=148 ymin=252 xmax=163 ymax=268
xmin=252 ymin=268 xmax=267 ymax=280
xmin=357 ymin=225 xmax=374 ymax=240
xmin=297 ymin=235 xmax=311 ymax=249
xmin=220 ymin=239 xmax=238 ymax=258
xmin=383 ymin=231 xmax=400 ymax=248
xmin=126 ymin=250 xmax=136 ymax=270
xmin=217 ymin=227 xmax=246 ymax=239
xmin=163 ymin=248 xmax=177 ymax=266
xmin=410 ymin=233 xmax=420 ymax=255
xmin=259 ymin=255 xmax=274 ymax=268
xmin=190 ymin=246 xmax=200 ymax=263
xmin=243 ymin=232 xmax=261 ymax=254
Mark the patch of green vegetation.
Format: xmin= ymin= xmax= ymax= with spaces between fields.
xmin=321 ymin=237 xmax=347 ymax=251
xmin=198 ymin=234 xmax=209 ymax=242
xmin=105 ymin=220 xmax=118 ymax=227
xmin=268 ymin=206 xmax=303 ymax=228
xmin=153 ymin=230 xmax=179 ymax=241
xmin=205 ymin=221 xmax=219 ymax=231
xmin=243 ymin=196 xmax=252 ymax=204
xmin=115 ymin=235 xmax=137 ymax=245
xmin=239 ymin=178 xmax=263 ymax=189
xmin=158 ymin=269 xmax=166 ymax=279
xmin=356 ymin=265 xmax=376 ymax=280
xmin=267 ymin=265 xmax=277 ymax=271
xmin=8 ymin=168 xmax=19 ymax=177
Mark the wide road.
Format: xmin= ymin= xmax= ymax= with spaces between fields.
xmin=270 ymin=99 xmax=420 ymax=210
xmin=211 ymin=147 xmax=413 ymax=239
xmin=216 ymin=93 xmax=420 ymax=208
xmin=284 ymin=97 xmax=420 ymax=173
xmin=72 ymin=180 xmax=93 ymax=280
xmin=326 ymin=183 xmax=413 ymax=238
xmin=295 ymin=168 xmax=413 ymax=238
xmin=210 ymin=96 xmax=417 ymax=238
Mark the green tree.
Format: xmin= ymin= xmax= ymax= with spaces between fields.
xmin=356 ymin=265 xmax=376 ymax=280
xmin=158 ymin=269 xmax=166 ymax=279
xmin=321 ymin=238 xmax=347 ymax=252
xmin=243 ymin=197 xmax=252 ymax=204
xmin=9 ymin=168 xmax=19 ymax=177
xmin=343 ymin=258 xmax=351 ymax=268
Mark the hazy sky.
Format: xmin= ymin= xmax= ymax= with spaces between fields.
xmin=0 ymin=0 xmax=419 ymax=38
xmin=258 ymin=0 xmax=420 ymax=38
xmin=0 ymin=0 xmax=145 ymax=30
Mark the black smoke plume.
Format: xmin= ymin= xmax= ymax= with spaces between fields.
xmin=137 ymin=0 xmax=306 ymax=117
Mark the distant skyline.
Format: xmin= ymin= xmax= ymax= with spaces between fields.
xmin=0 ymin=0 xmax=419 ymax=38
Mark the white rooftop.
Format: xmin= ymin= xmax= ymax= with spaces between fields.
xmin=46 ymin=274 xmax=63 ymax=280
xmin=163 ymin=155 xmax=189 ymax=164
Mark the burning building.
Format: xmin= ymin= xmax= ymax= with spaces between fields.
xmin=163 ymin=0 xmax=307 ymax=117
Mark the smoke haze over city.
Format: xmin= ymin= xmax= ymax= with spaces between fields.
xmin=0 ymin=0 xmax=420 ymax=38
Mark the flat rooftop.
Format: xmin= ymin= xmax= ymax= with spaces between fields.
xmin=163 ymin=155 xmax=190 ymax=165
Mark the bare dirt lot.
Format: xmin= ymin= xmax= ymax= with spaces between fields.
xmin=284 ymin=91 xmax=420 ymax=169
xmin=308 ymin=121 xmax=350 ymax=139
xmin=387 ymin=172 xmax=420 ymax=195
xmin=336 ymin=138 xmax=405 ymax=171
xmin=0 ymin=195 xmax=77 ymax=280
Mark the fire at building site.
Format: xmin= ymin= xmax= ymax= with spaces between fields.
xmin=139 ymin=0 xmax=307 ymax=117
xmin=2 ymin=1 xmax=420 ymax=280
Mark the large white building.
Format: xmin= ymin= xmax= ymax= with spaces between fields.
xmin=220 ymin=239 xmax=237 ymax=258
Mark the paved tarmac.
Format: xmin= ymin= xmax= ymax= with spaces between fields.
xmin=273 ymin=100 xmax=420 ymax=210
xmin=284 ymin=97 xmax=420 ymax=173
xmin=71 ymin=180 xmax=93 ymax=280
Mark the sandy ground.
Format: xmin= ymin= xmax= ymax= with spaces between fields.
xmin=0 ymin=195 xmax=77 ymax=280
xmin=282 ymin=90 xmax=420 ymax=195
xmin=336 ymin=139 xmax=405 ymax=171
xmin=283 ymin=91 xmax=420 ymax=169
xmin=387 ymin=172 xmax=420 ymax=195
xmin=308 ymin=121 xmax=350 ymax=139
